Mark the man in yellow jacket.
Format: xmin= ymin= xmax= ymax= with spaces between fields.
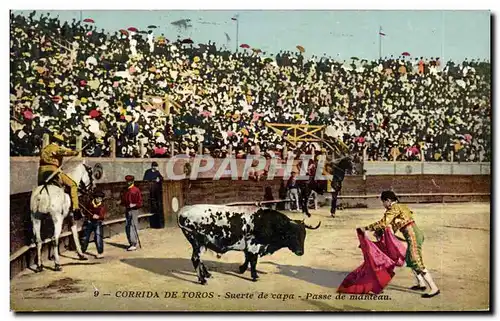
xmin=38 ymin=133 xmax=80 ymax=215
xmin=363 ymin=191 xmax=440 ymax=298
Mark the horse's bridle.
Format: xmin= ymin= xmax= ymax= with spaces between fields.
xmin=78 ymin=164 xmax=94 ymax=195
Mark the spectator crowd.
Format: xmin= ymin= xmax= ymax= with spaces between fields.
xmin=10 ymin=12 xmax=491 ymax=163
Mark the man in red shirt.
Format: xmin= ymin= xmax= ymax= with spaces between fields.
xmin=121 ymin=175 xmax=143 ymax=251
xmin=82 ymin=191 xmax=106 ymax=259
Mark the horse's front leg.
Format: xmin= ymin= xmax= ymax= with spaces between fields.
xmin=331 ymin=190 xmax=339 ymax=217
xmin=69 ymin=214 xmax=88 ymax=261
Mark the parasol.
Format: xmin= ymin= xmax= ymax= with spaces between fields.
xmin=401 ymin=52 xmax=410 ymax=57
xmin=127 ymin=27 xmax=138 ymax=32
xmin=83 ymin=18 xmax=94 ymax=23
xmin=239 ymin=44 xmax=250 ymax=49
xmin=147 ymin=25 xmax=157 ymax=28
xmin=119 ymin=29 xmax=129 ymax=36
xmin=181 ymin=38 xmax=194 ymax=44
xmin=23 ymin=110 xmax=34 ymax=120
xmin=89 ymin=109 xmax=101 ymax=118
xmin=296 ymin=45 xmax=305 ymax=53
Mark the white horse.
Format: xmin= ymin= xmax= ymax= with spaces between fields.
xmin=30 ymin=161 xmax=95 ymax=272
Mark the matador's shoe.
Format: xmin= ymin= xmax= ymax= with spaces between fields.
xmin=422 ymin=290 xmax=440 ymax=298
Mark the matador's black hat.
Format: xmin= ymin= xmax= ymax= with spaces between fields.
xmin=380 ymin=190 xmax=398 ymax=202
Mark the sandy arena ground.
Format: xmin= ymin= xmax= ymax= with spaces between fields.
xmin=11 ymin=202 xmax=490 ymax=312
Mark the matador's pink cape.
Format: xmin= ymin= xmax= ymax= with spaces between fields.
xmin=374 ymin=227 xmax=407 ymax=267
xmin=337 ymin=228 xmax=406 ymax=294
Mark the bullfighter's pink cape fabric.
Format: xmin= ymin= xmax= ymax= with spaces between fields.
xmin=337 ymin=228 xmax=406 ymax=294
xmin=375 ymin=227 xmax=407 ymax=267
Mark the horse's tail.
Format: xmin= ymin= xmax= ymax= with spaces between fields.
xmin=41 ymin=184 xmax=49 ymax=196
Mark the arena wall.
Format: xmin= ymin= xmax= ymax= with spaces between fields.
xmin=364 ymin=161 xmax=491 ymax=175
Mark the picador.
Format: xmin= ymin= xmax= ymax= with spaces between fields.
xmin=37 ymin=132 xmax=81 ymax=216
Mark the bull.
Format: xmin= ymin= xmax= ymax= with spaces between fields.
xmin=177 ymin=205 xmax=321 ymax=284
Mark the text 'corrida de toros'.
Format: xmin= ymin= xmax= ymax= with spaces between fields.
xmin=114 ymin=291 xmax=215 ymax=299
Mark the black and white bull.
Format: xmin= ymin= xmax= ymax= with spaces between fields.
xmin=177 ymin=205 xmax=321 ymax=284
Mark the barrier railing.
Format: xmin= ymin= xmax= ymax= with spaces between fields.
xmin=363 ymin=161 xmax=491 ymax=175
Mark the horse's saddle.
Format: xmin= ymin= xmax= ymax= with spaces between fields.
xmin=38 ymin=171 xmax=64 ymax=189
xmin=38 ymin=172 xmax=75 ymax=215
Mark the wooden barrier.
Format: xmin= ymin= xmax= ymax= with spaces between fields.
xmin=10 ymin=213 xmax=153 ymax=278
xmin=225 ymin=199 xmax=292 ymax=207
xmin=9 ymin=213 xmax=153 ymax=263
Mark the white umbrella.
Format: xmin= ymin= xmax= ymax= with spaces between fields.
xmin=88 ymin=119 xmax=100 ymax=133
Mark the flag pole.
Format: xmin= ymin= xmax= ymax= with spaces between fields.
xmin=379 ymin=25 xmax=382 ymax=60
xmin=236 ymin=16 xmax=239 ymax=53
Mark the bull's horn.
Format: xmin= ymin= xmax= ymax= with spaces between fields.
xmin=304 ymin=221 xmax=321 ymax=230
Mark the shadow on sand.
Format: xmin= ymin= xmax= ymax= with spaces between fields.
xmin=260 ymin=261 xmax=350 ymax=288
xmin=105 ymin=241 xmax=130 ymax=250
xmin=121 ymin=257 xmax=242 ymax=284
xmin=121 ymin=257 xmax=349 ymax=288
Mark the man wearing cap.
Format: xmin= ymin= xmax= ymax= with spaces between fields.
xmin=38 ymin=132 xmax=81 ymax=215
xmin=143 ymin=162 xmax=164 ymax=228
xmin=362 ymin=191 xmax=440 ymax=298
xmin=120 ymin=175 xmax=143 ymax=251
xmin=81 ymin=191 xmax=106 ymax=259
